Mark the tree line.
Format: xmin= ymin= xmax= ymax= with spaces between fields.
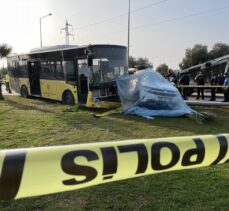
xmin=179 ymin=43 xmax=229 ymax=70
xmin=128 ymin=43 xmax=229 ymax=76
xmin=156 ymin=43 xmax=229 ymax=75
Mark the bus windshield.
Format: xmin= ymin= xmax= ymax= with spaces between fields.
xmin=90 ymin=46 xmax=128 ymax=85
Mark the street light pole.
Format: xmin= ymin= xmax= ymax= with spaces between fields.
xmin=127 ymin=0 xmax=130 ymax=68
xmin=40 ymin=13 xmax=52 ymax=48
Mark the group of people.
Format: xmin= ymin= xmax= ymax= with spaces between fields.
xmin=178 ymin=71 xmax=229 ymax=102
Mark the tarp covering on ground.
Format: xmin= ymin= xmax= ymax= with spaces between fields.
xmin=117 ymin=68 xmax=193 ymax=119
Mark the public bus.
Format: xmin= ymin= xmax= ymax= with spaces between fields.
xmin=7 ymin=44 xmax=128 ymax=108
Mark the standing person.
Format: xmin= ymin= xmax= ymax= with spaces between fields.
xmin=209 ymin=74 xmax=217 ymax=101
xmin=195 ymin=71 xmax=205 ymax=100
xmin=179 ymin=72 xmax=190 ymax=100
xmin=223 ymin=73 xmax=229 ymax=102
xmin=217 ymin=73 xmax=225 ymax=93
xmin=5 ymin=73 xmax=11 ymax=93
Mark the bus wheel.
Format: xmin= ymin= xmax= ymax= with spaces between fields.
xmin=63 ymin=91 xmax=75 ymax=105
xmin=21 ymin=86 xmax=28 ymax=98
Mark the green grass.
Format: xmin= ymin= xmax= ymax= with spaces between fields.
xmin=0 ymin=96 xmax=229 ymax=210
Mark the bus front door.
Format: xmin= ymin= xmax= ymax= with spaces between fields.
xmin=77 ymin=59 xmax=89 ymax=104
xmin=28 ymin=61 xmax=41 ymax=96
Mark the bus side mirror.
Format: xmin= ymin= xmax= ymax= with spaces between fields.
xmin=87 ymin=55 xmax=93 ymax=67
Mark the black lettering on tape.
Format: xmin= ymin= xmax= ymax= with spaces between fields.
xmin=118 ymin=144 xmax=148 ymax=174
xmin=182 ymin=138 xmax=205 ymax=166
xmin=151 ymin=142 xmax=180 ymax=170
xmin=61 ymin=150 xmax=98 ymax=186
xmin=0 ymin=150 xmax=26 ymax=200
xmin=211 ymin=135 xmax=228 ymax=165
xmin=101 ymin=147 xmax=118 ymax=180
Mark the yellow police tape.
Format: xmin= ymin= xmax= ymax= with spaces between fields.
xmin=1 ymin=134 xmax=229 ymax=200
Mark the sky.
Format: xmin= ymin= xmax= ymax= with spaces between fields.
xmin=0 ymin=0 xmax=229 ymax=69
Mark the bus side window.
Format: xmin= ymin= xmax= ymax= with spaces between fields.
xmin=56 ymin=61 xmax=64 ymax=80
xmin=63 ymin=61 xmax=76 ymax=82
xmin=13 ymin=61 xmax=20 ymax=77
xmin=49 ymin=61 xmax=56 ymax=80
xmin=40 ymin=61 xmax=50 ymax=79
xmin=19 ymin=61 xmax=27 ymax=77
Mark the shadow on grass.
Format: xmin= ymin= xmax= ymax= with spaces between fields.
xmin=5 ymin=95 xmax=228 ymax=138
xmin=0 ymin=108 xmax=14 ymax=116
xmin=29 ymin=96 xmax=62 ymax=105
xmin=58 ymin=107 xmax=224 ymax=138
xmin=5 ymin=98 xmax=55 ymax=114
xmin=107 ymin=109 xmax=229 ymax=134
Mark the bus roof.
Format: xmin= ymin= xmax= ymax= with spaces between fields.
xmin=29 ymin=44 xmax=126 ymax=54
xmin=30 ymin=45 xmax=79 ymax=54
xmin=7 ymin=44 xmax=127 ymax=60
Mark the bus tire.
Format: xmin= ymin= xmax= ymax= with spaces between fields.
xmin=21 ymin=86 xmax=29 ymax=98
xmin=62 ymin=91 xmax=75 ymax=105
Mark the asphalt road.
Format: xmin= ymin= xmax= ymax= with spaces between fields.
xmin=184 ymin=91 xmax=229 ymax=106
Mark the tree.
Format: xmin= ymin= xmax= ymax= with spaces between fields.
xmin=179 ymin=44 xmax=209 ymax=70
xmin=156 ymin=63 xmax=168 ymax=76
xmin=0 ymin=68 xmax=8 ymax=79
xmin=129 ymin=56 xmax=153 ymax=70
xmin=209 ymin=43 xmax=229 ymax=59
xmin=0 ymin=43 xmax=12 ymax=100
xmin=129 ymin=56 xmax=136 ymax=68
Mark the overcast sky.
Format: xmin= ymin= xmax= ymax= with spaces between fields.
xmin=0 ymin=0 xmax=229 ymax=69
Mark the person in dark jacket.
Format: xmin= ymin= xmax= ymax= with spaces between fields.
xmin=217 ymin=73 xmax=225 ymax=93
xmin=179 ymin=72 xmax=190 ymax=100
xmin=195 ymin=71 xmax=205 ymax=100
xmin=223 ymin=73 xmax=229 ymax=102
xmin=209 ymin=74 xmax=217 ymax=101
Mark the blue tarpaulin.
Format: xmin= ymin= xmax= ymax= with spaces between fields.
xmin=117 ymin=69 xmax=193 ymax=119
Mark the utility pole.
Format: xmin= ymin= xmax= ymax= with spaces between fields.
xmin=127 ymin=0 xmax=131 ymax=68
xmin=60 ymin=20 xmax=74 ymax=45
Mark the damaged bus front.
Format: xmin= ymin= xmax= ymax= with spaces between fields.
xmin=84 ymin=45 xmax=128 ymax=108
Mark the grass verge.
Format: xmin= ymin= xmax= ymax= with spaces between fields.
xmin=0 ymin=96 xmax=229 ymax=210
